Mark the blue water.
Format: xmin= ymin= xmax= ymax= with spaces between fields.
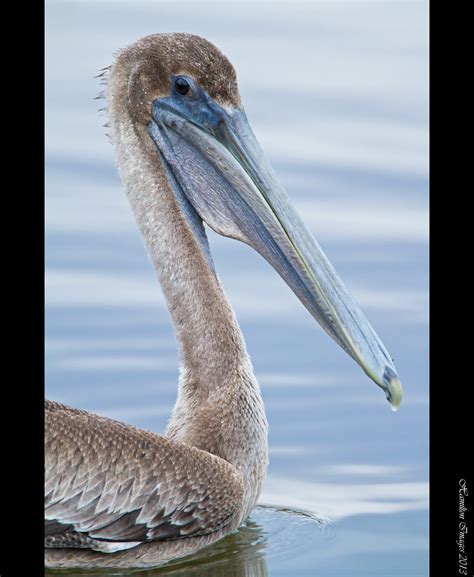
xmin=45 ymin=1 xmax=429 ymax=575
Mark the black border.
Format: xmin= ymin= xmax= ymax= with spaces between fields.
xmin=3 ymin=0 xmax=45 ymax=574
xmin=13 ymin=2 xmax=474 ymax=576
xmin=429 ymin=1 xmax=472 ymax=573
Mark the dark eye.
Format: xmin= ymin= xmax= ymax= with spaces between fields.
xmin=175 ymin=77 xmax=190 ymax=96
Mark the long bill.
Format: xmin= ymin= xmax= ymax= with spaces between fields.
xmin=148 ymin=97 xmax=403 ymax=410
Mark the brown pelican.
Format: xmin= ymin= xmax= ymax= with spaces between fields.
xmin=45 ymin=33 xmax=403 ymax=569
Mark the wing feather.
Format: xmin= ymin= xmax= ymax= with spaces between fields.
xmin=45 ymin=400 xmax=244 ymax=551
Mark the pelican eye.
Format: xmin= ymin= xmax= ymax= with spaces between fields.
xmin=175 ymin=77 xmax=190 ymax=96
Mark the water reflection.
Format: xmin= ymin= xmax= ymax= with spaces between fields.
xmin=45 ymin=507 xmax=329 ymax=577
xmin=140 ymin=517 xmax=268 ymax=577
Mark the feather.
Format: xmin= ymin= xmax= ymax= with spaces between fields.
xmin=45 ymin=401 xmax=244 ymax=551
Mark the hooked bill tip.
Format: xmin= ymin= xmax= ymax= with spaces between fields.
xmin=383 ymin=366 xmax=403 ymax=411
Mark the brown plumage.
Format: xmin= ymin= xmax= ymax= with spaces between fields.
xmin=110 ymin=32 xmax=240 ymax=126
xmin=45 ymin=400 xmax=245 ymax=550
xmin=45 ymin=33 xmax=269 ymax=569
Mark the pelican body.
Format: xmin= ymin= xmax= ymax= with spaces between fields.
xmin=45 ymin=33 xmax=403 ymax=568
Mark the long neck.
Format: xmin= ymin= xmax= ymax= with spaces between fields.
xmin=112 ymin=117 xmax=268 ymax=491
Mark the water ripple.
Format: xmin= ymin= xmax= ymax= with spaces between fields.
xmin=45 ymin=506 xmax=328 ymax=577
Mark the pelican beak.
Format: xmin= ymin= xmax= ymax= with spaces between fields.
xmin=148 ymin=91 xmax=403 ymax=410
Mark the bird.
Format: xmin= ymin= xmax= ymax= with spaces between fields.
xmin=45 ymin=32 xmax=403 ymax=569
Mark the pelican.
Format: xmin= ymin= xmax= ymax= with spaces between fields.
xmin=45 ymin=32 xmax=403 ymax=568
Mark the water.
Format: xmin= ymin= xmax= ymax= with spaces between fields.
xmin=45 ymin=1 xmax=429 ymax=575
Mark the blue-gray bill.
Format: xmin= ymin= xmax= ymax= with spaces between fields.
xmin=148 ymin=84 xmax=403 ymax=410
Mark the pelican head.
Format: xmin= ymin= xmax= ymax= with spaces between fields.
xmin=108 ymin=33 xmax=403 ymax=409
